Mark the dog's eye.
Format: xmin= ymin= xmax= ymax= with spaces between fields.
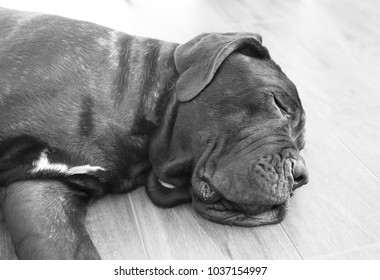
xmin=273 ymin=95 xmax=291 ymax=116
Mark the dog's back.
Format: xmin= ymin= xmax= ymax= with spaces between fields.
xmin=0 ymin=8 xmax=179 ymax=193
xmin=0 ymin=8 xmax=139 ymax=190
xmin=0 ymin=8 xmax=120 ymax=140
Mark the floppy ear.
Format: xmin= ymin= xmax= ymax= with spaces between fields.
xmin=174 ymin=32 xmax=270 ymax=102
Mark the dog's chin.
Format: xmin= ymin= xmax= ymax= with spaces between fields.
xmin=192 ymin=194 xmax=289 ymax=227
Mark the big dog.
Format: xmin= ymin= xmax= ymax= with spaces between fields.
xmin=0 ymin=8 xmax=308 ymax=259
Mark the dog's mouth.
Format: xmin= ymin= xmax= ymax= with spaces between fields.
xmin=192 ymin=190 xmax=289 ymax=227
xmin=190 ymin=171 xmax=291 ymax=227
xmin=190 ymin=149 xmax=308 ymax=227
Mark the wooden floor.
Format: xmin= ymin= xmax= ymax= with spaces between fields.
xmin=1 ymin=0 xmax=380 ymax=259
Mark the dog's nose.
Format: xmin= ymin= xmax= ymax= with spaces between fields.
xmin=292 ymin=156 xmax=309 ymax=190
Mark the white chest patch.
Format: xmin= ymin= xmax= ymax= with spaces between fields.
xmin=31 ymin=150 xmax=105 ymax=175
xmin=158 ymin=179 xmax=176 ymax=189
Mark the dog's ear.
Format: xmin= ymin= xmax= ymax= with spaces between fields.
xmin=174 ymin=33 xmax=270 ymax=102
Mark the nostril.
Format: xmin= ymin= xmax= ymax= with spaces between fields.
xmin=292 ymin=160 xmax=309 ymax=190
xmin=294 ymin=172 xmax=308 ymax=185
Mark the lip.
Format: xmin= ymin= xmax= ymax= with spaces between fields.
xmin=192 ymin=194 xmax=290 ymax=227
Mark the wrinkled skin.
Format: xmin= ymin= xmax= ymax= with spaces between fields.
xmin=149 ymin=53 xmax=308 ymax=226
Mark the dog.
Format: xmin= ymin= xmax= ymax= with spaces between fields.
xmin=0 ymin=8 xmax=308 ymax=259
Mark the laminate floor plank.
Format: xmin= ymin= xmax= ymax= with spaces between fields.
xmin=280 ymin=110 xmax=380 ymax=258
xmin=129 ymin=188 xmax=301 ymax=259
xmin=86 ymin=194 xmax=147 ymax=259
xmin=205 ymin=0 xmax=301 ymax=25
xmin=312 ymin=243 xmax=380 ymax=260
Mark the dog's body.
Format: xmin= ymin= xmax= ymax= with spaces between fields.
xmin=0 ymin=8 xmax=308 ymax=259
xmin=0 ymin=8 xmax=178 ymax=195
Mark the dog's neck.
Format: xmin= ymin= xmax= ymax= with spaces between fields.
xmin=116 ymin=35 xmax=180 ymax=135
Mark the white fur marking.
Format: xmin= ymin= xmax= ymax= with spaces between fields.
xmin=32 ymin=152 xmax=68 ymax=173
xmin=158 ymin=179 xmax=176 ymax=189
xmin=32 ymin=151 xmax=105 ymax=175
xmin=68 ymin=165 xmax=105 ymax=174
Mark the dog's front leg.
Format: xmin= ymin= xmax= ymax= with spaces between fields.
xmin=2 ymin=180 xmax=100 ymax=259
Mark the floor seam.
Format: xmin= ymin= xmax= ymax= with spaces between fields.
xmin=128 ymin=193 xmax=149 ymax=260
xmin=280 ymin=222 xmax=304 ymax=260
xmin=308 ymin=242 xmax=380 ymax=259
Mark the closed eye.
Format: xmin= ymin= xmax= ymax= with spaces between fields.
xmin=296 ymin=133 xmax=305 ymax=150
xmin=273 ymin=95 xmax=291 ymax=116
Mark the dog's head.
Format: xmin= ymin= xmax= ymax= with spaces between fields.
xmin=149 ymin=33 xmax=308 ymax=227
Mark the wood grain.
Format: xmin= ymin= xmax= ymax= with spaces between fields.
xmin=86 ymin=194 xmax=147 ymax=259
xmin=313 ymin=243 xmax=380 ymax=260
xmin=280 ymin=112 xmax=380 ymax=258
xmin=129 ymin=188 xmax=301 ymax=259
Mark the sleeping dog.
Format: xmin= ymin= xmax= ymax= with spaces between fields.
xmin=0 ymin=7 xmax=308 ymax=259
